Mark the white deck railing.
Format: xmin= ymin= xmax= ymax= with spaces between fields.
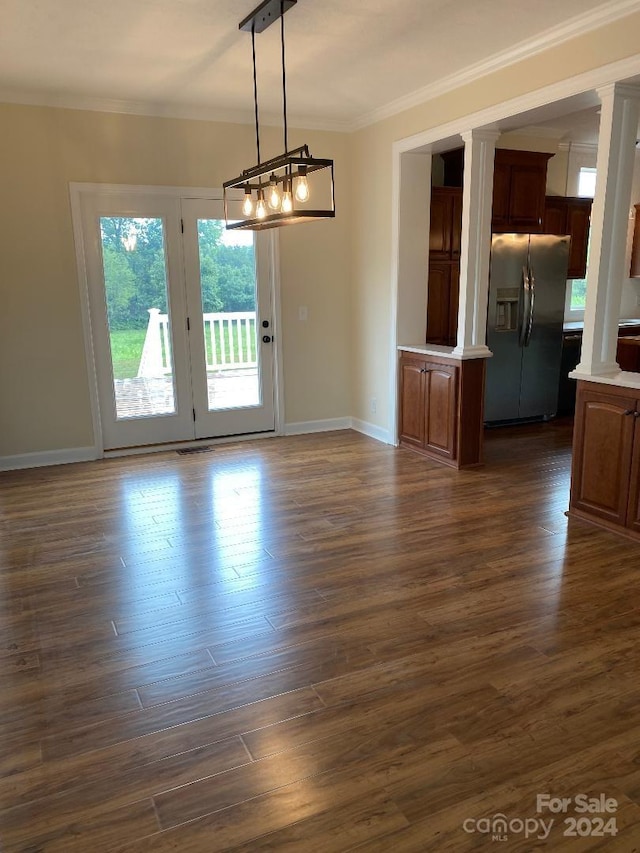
xmin=137 ymin=308 xmax=257 ymax=377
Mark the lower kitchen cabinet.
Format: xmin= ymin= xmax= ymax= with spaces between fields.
xmin=570 ymin=381 xmax=640 ymax=537
xmin=398 ymin=351 xmax=485 ymax=468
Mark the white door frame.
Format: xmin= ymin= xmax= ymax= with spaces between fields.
xmin=70 ymin=182 xmax=285 ymax=457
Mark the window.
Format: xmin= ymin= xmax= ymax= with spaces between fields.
xmin=577 ymin=167 xmax=597 ymax=198
xmin=568 ymin=167 xmax=596 ymax=313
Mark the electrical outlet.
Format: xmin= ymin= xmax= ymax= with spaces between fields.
xmin=370 ymin=397 xmax=377 ymax=414
xmin=298 ymin=306 xmax=308 ymax=321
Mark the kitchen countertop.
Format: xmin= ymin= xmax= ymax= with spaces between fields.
xmin=398 ymin=344 xmax=493 ymax=361
xmin=563 ymin=318 xmax=640 ymax=333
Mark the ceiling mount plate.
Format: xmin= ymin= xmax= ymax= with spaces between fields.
xmin=239 ymin=0 xmax=297 ymax=33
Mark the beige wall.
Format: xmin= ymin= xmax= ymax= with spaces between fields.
xmin=0 ymin=104 xmax=351 ymax=456
xmin=3 ymin=9 xmax=640 ymax=460
xmin=350 ymin=11 xmax=640 ymax=434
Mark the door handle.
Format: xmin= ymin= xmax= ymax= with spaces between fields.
xmin=524 ymin=267 xmax=535 ymax=347
xmin=519 ymin=265 xmax=530 ymax=348
xmin=262 ymin=335 xmax=272 ymax=343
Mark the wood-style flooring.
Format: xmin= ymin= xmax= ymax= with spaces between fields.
xmin=2 ymin=423 xmax=640 ymax=851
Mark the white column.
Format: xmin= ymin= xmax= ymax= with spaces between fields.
xmin=575 ymin=83 xmax=640 ymax=377
xmin=453 ymin=128 xmax=500 ymax=358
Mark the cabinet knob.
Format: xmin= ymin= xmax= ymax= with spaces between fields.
xmin=624 ymin=409 xmax=635 ymax=416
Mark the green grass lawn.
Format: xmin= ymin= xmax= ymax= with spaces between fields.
xmin=110 ymin=323 xmax=257 ymax=380
xmin=109 ymin=329 xmax=146 ymax=379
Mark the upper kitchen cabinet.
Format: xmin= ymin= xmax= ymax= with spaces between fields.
xmin=630 ymin=204 xmax=640 ymax=278
xmin=492 ymin=149 xmax=553 ymax=233
xmin=429 ymin=187 xmax=463 ymax=259
xmin=543 ymin=196 xmax=592 ymax=279
xmin=427 ymin=186 xmax=462 ymax=345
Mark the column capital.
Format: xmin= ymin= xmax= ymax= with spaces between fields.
xmin=596 ymin=82 xmax=640 ymax=103
xmin=460 ymin=128 xmax=501 ymax=145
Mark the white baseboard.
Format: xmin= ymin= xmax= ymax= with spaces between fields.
xmin=284 ymin=417 xmax=352 ymax=436
xmin=285 ymin=416 xmax=394 ymax=444
xmin=0 ymin=422 xmax=394 ymax=471
xmin=350 ymin=418 xmax=394 ymax=445
xmin=0 ymin=446 xmax=98 ymax=472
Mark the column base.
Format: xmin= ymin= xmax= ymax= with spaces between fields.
xmin=451 ymin=344 xmax=493 ymax=360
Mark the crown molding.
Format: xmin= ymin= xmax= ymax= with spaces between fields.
xmin=503 ymin=125 xmax=569 ymax=140
xmin=351 ymin=0 xmax=640 ymax=131
xmin=393 ymin=52 xmax=640 ymax=158
xmin=0 ymin=88 xmax=352 ymax=134
xmin=1 ymin=0 xmax=639 ymax=136
xmin=558 ymin=141 xmax=599 ymax=153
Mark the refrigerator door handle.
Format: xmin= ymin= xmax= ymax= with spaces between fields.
xmin=524 ymin=265 xmax=535 ymax=347
xmin=519 ymin=265 xmax=530 ymax=348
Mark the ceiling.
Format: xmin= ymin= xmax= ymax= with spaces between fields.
xmin=0 ymin=0 xmax=635 ymax=131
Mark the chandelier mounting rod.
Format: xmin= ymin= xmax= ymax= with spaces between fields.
xmin=251 ymin=26 xmax=261 ymax=165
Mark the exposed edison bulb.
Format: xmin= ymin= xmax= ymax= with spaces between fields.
xmin=242 ymin=188 xmax=254 ymax=217
xmin=295 ymin=171 xmax=309 ymax=203
xmin=281 ymin=188 xmax=293 ymax=213
xmin=268 ymin=175 xmax=281 ymax=210
xmin=256 ymin=192 xmax=267 ymax=219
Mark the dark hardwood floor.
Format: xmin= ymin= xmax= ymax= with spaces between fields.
xmin=2 ymin=423 xmax=640 ymax=851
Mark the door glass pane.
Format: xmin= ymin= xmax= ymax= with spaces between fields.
xmin=197 ymin=220 xmax=260 ymax=411
xmin=99 ymin=217 xmax=176 ymax=419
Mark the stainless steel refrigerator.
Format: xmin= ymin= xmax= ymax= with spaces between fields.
xmin=485 ymin=232 xmax=570 ymax=424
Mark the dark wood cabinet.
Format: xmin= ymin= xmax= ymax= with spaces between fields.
xmin=617 ymin=336 xmax=640 ymax=372
xmin=398 ymin=351 xmax=485 ymax=468
xmin=399 ymin=354 xmax=457 ymax=462
xmin=398 ymin=357 xmax=427 ymax=450
xmin=427 ymin=187 xmax=462 ymax=346
xmin=630 ymin=204 xmax=640 ymax=278
xmin=570 ymin=381 xmax=640 ymax=538
xmin=543 ymin=196 xmax=592 ymax=278
xmin=429 ymin=187 xmax=462 ymax=259
xmin=492 ymin=149 xmax=553 ymax=233
xmin=425 ymin=261 xmax=459 ymax=348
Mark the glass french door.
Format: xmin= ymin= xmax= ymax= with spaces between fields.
xmin=181 ymin=198 xmax=275 ymax=439
xmin=77 ymin=190 xmax=275 ymax=450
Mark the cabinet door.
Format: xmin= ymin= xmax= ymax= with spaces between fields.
xmin=424 ymin=363 xmax=457 ymax=460
xmin=426 ymin=262 xmax=453 ymax=345
xmin=491 ymin=162 xmax=511 ymax=232
xmin=627 ymin=416 xmax=640 ymax=533
xmin=429 ymin=190 xmax=454 ymax=259
xmin=571 ymin=388 xmax=636 ymax=526
xmin=450 ymin=191 xmax=463 ymax=259
xmin=630 ymin=205 xmax=640 ymax=278
xmin=447 ymin=262 xmax=460 ymax=348
xmin=398 ymin=358 xmax=426 ymax=448
xmin=508 ymin=165 xmax=545 ymax=232
xmin=543 ymin=197 xmax=568 ymax=235
xmin=566 ymin=200 xmax=591 ymax=279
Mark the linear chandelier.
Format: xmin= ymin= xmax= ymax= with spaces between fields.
xmin=223 ymin=0 xmax=335 ymax=231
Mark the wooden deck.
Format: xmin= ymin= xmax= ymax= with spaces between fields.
xmin=2 ymin=422 xmax=640 ymax=850
xmin=114 ymin=369 xmax=259 ymax=418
